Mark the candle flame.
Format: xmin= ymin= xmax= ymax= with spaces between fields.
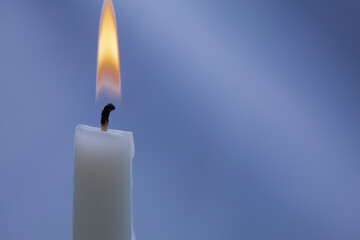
xmin=96 ymin=0 xmax=120 ymax=98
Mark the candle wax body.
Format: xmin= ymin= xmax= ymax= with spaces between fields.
xmin=73 ymin=124 xmax=135 ymax=240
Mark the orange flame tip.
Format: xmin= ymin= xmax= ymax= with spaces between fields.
xmin=96 ymin=0 xmax=120 ymax=99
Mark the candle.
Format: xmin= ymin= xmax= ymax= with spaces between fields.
xmin=73 ymin=1 xmax=135 ymax=239
xmin=73 ymin=122 xmax=135 ymax=240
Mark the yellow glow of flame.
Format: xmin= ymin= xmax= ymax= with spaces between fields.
xmin=96 ymin=0 xmax=120 ymax=98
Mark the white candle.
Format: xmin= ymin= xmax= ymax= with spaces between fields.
xmin=73 ymin=124 xmax=135 ymax=240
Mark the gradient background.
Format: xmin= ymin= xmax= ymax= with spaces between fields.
xmin=1 ymin=0 xmax=360 ymax=239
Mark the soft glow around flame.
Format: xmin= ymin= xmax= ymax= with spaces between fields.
xmin=96 ymin=0 xmax=120 ymax=98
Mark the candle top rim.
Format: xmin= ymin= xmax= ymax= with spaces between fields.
xmin=76 ymin=124 xmax=132 ymax=136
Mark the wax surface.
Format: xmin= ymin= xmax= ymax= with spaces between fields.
xmin=73 ymin=124 xmax=135 ymax=240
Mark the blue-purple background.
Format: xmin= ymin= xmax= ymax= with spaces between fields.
xmin=1 ymin=1 xmax=360 ymax=239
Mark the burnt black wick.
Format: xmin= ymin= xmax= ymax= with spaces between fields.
xmin=101 ymin=103 xmax=116 ymax=131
